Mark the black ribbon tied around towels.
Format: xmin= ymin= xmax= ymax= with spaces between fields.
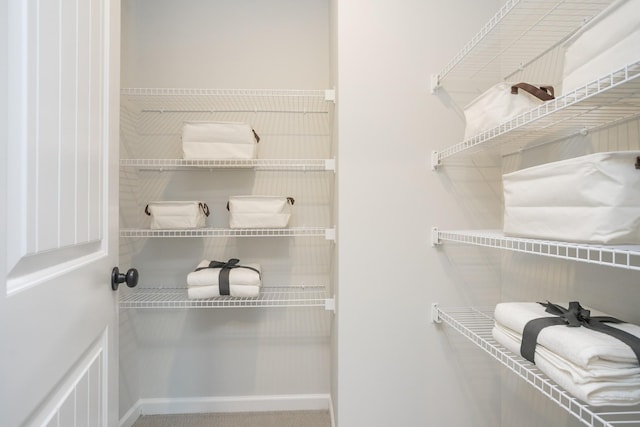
xmin=194 ymin=258 xmax=261 ymax=296
xmin=520 ymin=301 xmax=640 ymax=365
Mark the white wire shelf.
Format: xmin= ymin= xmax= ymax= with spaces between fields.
xmin=432 ymin=62 xmax=640 ymax=168
xmin=119 ymin=286 xmax=334 ymax=310
xmin=432 ymin=228 xmax=640 ymax=271
xmin=431 ymin=305 xmax=640 ymax=427
xmin=432 ymin=0 xmax=613 ymax=88
xmin=120 ymin=227 xmax=336 ymax=240
xmin=120 ymin=158 xmax=336 ymax=172
xmin=120 ymin=88 xmax=335 ymax=114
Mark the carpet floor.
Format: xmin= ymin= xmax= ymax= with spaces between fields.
xmin=131 ymin=410 xmax=332 ymax=427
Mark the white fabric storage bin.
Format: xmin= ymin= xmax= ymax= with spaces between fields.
xmin=227 ymin=196 xmax=294 ymax=229
xmin=463 ymin=82 xmax=554 ymax=141
xmin=562 ymin=0 xmax=640 ymax=94
xmin=181 ymin=121 xmax=259 ymax=160
xmin=503 ymin=151 xmax=640 ymax=244
xmin=145 ymin=201 xmax=210 ymax=229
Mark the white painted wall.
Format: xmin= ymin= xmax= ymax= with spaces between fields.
xmin=334 ymin=1 xmax=504 ymax=425
xmin=121 ymin=0 xmax=330 ymax=89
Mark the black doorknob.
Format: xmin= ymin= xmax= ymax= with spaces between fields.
xmin=111 ymin=267 xmax=139 ymax=291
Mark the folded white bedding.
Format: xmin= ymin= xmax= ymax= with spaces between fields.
xmin=187 ymin=260 xmax=261 ymax=287
xmin=493 ymin=323 xmax=640 ymax=382
xmin=188 ymin=284 xmax=260 ymax=299
xmin=494 ymin=302 xmax=640 ymax=370
xmin=493 ymin=324 xmax=640 ymax=406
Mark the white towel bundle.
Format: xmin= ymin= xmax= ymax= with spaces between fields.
xmin=187 ymin=259 xmax=261 ymax=299
xmin=492 ymin=302 xmax=640 ymax=406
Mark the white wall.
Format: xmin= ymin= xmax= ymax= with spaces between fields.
xmin=335 ymin=1 xmax=503 ymax=425
xmin=121 ymin=0 xmax=330 ymax=89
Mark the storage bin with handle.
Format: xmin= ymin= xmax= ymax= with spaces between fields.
xmin=145 ymin=201 xmax=210 ymax=229
xmin=562 ymin=0 xmax=640 ymax=95
xmin=463 ymin=82 xmax=555 ymax=141
xmin=181 ymin=121 xmax=260 ymax=160
xmin=502 ymin=151 xmax=640 ymax=244
xmin=227 ymin=196 xmax=295 ymax=229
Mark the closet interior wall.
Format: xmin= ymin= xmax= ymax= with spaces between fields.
xmin=118 ymin=0 xmax=333 ymax=420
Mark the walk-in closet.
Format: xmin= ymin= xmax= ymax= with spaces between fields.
xmin=117 ymin=0 xmax=336 ymax=423
xmin=3 ymin=1 xmax=640 ymax=426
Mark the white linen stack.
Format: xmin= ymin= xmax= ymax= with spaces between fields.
xmin=492 ymin=302 xmax=640 ymax=406
xmin=187 ymin=260 xmax=262 ymax=299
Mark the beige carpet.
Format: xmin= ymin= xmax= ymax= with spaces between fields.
xmin=132 ymin=410 xmax=332 ymax=427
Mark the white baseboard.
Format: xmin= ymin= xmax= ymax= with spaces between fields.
xmin=119 ymin=394 xmax=332 ymax=426
xmin=119 ymin=402 xmax=142 ymax=427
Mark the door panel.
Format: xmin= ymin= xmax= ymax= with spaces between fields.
xmin=1 ymin=0 xmax=120 ymax=426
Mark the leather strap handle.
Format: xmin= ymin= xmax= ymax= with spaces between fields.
xmin=511 ymin=83 xmax=555 ymax=101
xmin=199 ymin=202 xmax=210 ymax=217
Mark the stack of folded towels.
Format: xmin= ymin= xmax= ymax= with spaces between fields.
xmin=492 ymin=302 xmax=640 ymax=406
xmin=187 ymin=259 xmax=262 ymax=299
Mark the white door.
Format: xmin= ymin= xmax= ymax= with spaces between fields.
xmin=1 ymin=0 xmax=121 ymax=426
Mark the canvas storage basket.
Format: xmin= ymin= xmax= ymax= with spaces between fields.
xmin=562 ymin=0 xmax=640 ymax=95
xmin=463 ymin=82 xmax=555 ymax=141
xmin=227 ymin=196 xmax=294 ymax=229
xmin=181 ymin=121 xmax=260 ymax=160
xmin=502 ymin=151 xmax=640 ymax=244
xmin=145 ymin=201 xmax=210 ymax=229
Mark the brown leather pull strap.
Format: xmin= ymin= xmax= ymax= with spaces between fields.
xmin=511 ymin=83 xmax=555 ymax=101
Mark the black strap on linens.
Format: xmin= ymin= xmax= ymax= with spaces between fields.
xmin=520 ymin=301 xmax=640 ymax=365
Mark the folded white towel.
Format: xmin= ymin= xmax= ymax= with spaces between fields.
xmin=493 ymin=324 xmax=640 ymax=406
xmin=494 ymin=302 xmax=640 ymax=370
xmin=493 ymin=323 xmax=640 ymax=382
xmin=188 ymin=284 xmax=260 ymax=299
xmin=187 ymin=260 xmax=261 ymax=287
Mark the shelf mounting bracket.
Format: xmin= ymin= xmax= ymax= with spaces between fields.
xmin=431 ymin=302 xmax=441 ymax=324
xmin=325 ymin=296 xmax=336 ymax=312
xmin=325 ymin=227 xmax=336 ymax=242
xmin=431 ymin=150 xmax=440 ymax=171
xmin=430 ymin=74 xmax=441 ymax=94
xmin=325 ymin=158 xmax=336 ymax=172
xmin=431 ymin=227 xmax=441 ymax=247
xmin=324 ymin=88 xmax=336 ymax=103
